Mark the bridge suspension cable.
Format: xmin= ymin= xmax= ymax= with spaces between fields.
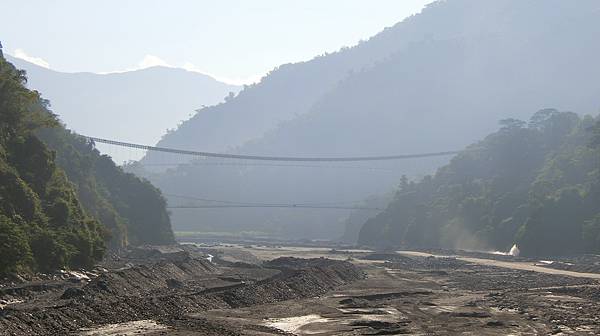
xmin=140 ymin=161 xmax=397 ymax=172
xmin=85 ymin=136 xmax=461 ymax=162
xmin=168 ymin=205 xmax=382 ymax=210
xmin=165 ymin=193 xmax=376 ymax=207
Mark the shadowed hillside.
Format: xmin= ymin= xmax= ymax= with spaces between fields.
xmin=142 ymin=0 xmax=600 ymax=240
xmin=359 ymin=110 xmax=600 ymax=256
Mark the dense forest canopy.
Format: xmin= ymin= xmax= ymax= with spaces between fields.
xmin=359 ymin=110 xmax=600 ymax=256
xmin=0 ymin=51 xmax=173 ymax=276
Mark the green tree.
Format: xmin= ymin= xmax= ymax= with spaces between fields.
xmin=0 ymin=215 xmax=32 ymax=275
xmin=591 ymin=120 xmax=600 ymax=148
xmin=1 ymin=48 xmax=175 ymax=275
xmin=583 ymin=215 xmax=600 ymax=253
xmin=359 ymin=111 xmax=600 ymax=256
xmin=499 ymin=118 xmax=526 ymax=131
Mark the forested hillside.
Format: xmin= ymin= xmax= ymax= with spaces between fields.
xmin=38 ymin=128 xmax=174 ymax=246
xmin=359 ymin=110 xmax=600 ymax=256
xmin=0 ymin=53 xmax=173 ymax=276
xmin=142 ymin=0 xmax=600 ymax=239
xmin=141 ymin=1 xmax=431 ymax=163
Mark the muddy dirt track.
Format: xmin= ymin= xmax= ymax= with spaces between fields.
xmin=1 ymin=244 xmax=600 ymax=335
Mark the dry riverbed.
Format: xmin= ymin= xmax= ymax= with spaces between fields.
xmin=1 ymin=244 xmax=600 ymax=335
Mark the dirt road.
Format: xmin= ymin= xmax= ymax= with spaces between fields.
xmin=397 ymin=250 xmax=600 ymax=279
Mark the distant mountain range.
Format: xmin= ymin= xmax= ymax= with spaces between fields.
xmin=7 ymin=55 xmax=239 ymax=162
xmin=142 ymin=0 xmax=600 ymax=240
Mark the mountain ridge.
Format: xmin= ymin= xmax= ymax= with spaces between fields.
xmin=7 ymin=55 xmax=239 ymax=162
xmin=143 ymin=0 xmax=600 ymax=240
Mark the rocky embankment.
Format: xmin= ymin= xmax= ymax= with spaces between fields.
xmin=0 ymin=247 xmax=363 ymax=335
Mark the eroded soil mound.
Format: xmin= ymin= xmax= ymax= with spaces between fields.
xmin=0 ymin=253 xmax=362 ymax=335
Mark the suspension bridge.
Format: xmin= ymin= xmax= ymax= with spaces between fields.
xmin=86 ymin=136 xmax=461 ymax=162
xmin=85 ymin=135 xmax=462 ymax=211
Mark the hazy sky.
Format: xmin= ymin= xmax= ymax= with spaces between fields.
xmin=1 ymin=0 xmax=432 ymax=84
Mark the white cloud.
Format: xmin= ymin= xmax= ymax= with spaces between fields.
xmin=7 ymin=48 xmax=261 ymax=85
xmin=102 ymin=55 xmax=262 ymax=86
xmin=99 ymin=54 xmax=173 ymax=74
xmin=138 ymin=55 xmax=171 ymax=69
xmin=12 ymin=48 xmax=50 ymax=68
xmin=182 ymin=61 xmax=263 ymax=86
